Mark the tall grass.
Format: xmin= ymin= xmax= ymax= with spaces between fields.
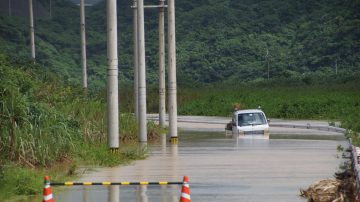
xmin=175 ymin=85 xmax=360 ymax=141
xmin=177 ymin=86 xmax=359 ymax=119
xmin=0 ymin=54 xmax=164 ymax=199
xmin=115 ymin=78 xmax=360 ymax=144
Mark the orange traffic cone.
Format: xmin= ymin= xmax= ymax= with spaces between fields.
xmin=43 ymin=176 xmax=54 ymax=202
xmin=180 ymin=176 xmax=191 ymax=202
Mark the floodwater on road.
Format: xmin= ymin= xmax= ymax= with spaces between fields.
xmin=50 ymin=132 xmax=347 ymax=202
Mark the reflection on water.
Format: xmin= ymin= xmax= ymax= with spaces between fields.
xmin=60 ymin=184 xmax=179 ymax=202
xmin=170 ymin=143 xmax=178 ymax=181
xmin=108 ymin=185 xmax=119 ymax=202
xmin=161 ymin=185 xmax=167 ymax=202
xmin=103 ymin=185 xmax=179 ymax=202
xmin=161 ymin=134 xmax=167 ymax=156
xmin=53 ymin=137 xmax=181 ymax=202
xmin=83 ymin=188 xmax=89 ymax=202
xmin=24 ymin=131 xmax=346 ymax=202
xmin=22 ymin=135 xmax=178 ymax=202
xmin=170 ymin=143 xmax=179 ymax=202
xmin=137 ymin=186 xmax=148 ymax=202
xmin=233 ymin=134 xmax=270 ymax=148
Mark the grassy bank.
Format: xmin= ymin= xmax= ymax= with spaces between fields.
xmin=0 ymin=55 xmax=164 ymax=200
xmin=0 ymin=144 xmax=145 ymax=201
xmin=121 ymin=79 xmax=360 ymax=144
xmin=177 ymin=85 xmax=358 ymax=120
xmin=123 ymin=81 xmax=360 ymax=144
xmin=175 ymin=84 xmax=360 ymax=143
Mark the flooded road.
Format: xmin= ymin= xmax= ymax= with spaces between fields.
xmin=53 ymin=132 xmax=347 ymax=202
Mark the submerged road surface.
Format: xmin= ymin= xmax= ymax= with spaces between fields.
xmin=51 ymin=116 xmax=347 ymax=202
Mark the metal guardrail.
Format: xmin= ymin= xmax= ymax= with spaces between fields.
xmin=149 ymin=116 xmax=347 ymax=134
xmin=147 ymin=117 xmax=227 ymax=125
xmin=269 ymin=123 xmax=346 ymax=133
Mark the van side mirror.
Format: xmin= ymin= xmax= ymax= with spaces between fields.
xmin=267 ymin=119 xmax=270 ymax=123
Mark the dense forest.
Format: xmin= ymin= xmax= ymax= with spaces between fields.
xmin=0 ymin=0 xmax=359 ymax=88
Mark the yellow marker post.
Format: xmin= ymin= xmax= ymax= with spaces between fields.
xmin=170 ymin=137 xmax=178 ymax=144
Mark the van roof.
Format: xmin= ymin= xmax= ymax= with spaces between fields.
xmin=234 ymin=109 xmax=264 ymax=115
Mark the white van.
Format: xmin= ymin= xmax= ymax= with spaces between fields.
xmin=230 ymin=109 xmax=270 ymax=138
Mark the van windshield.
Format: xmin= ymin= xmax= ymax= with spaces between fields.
xmin=238 ymin=113 xmax=266 ymax=126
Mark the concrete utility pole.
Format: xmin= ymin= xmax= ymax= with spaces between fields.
xmin=158 ymin=0 xmax=166 ymax=128
xmin=80 ymin=0 xmax=87 ymax=89
xmin=133 ymin=0 xmax=139 ymax=120
xmin=8 ymin=0 xmax=11 ymax=16
xmin=168 ymin=0 xmax=178 ymax=143
xmin=29 ymin=0 xmax=35 ymax=60
xmin=265 ymin=49 xmax=270 ymax=80
xmin=335 ymin=59 xmax=338 ymax=75
xmin=137 ymin=0 xmax=147 ymax=143
xmin=106 ymin=0 xmax=119 ymax=150
xmin=49 ymin=0 xmax=52 ymax=19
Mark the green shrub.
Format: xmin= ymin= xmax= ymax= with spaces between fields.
xmin=0 ymin=53 xmax=165 ymax=200
xmin=0 ymin=164 xmax=43 ymax=198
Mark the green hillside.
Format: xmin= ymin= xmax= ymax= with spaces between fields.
xmin=0 ymin=0 xmax=359 ymax=88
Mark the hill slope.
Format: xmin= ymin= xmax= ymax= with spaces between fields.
xmin=0 ymin=0 xmax=359 ymax=88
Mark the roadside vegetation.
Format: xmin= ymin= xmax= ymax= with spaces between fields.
xmin=175 ymin=77 xmax=360 ymax=145
xmin=175 ymin=81 xmax=360 ymax=143
xmin=0 ymin=54 xmax=164 ymax=200
xmin=135 ymin=75 xmax=360 ymax=145
xmin=176 ymin=80 xmax=360 ymax=131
